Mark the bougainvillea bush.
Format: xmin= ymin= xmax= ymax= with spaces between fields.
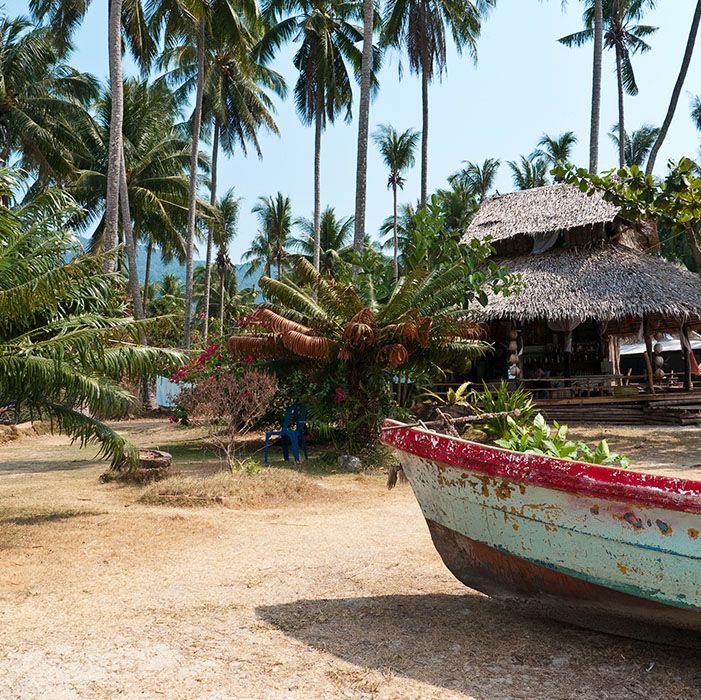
xmin=175 ymin=368 xmax=278 ymax=467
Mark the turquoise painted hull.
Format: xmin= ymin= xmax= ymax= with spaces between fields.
xmin=381 ymin=422 xmax=701 ymax=646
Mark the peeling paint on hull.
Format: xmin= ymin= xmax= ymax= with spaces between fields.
xmin=381 ymin=421 xmax=701 ymax=647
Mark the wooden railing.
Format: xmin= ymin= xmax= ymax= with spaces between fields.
xmin=429 ymin=374 xmax=701 ymax=403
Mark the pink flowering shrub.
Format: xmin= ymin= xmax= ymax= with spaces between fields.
xmin=176 ymin=369 xmax=277 ymax=466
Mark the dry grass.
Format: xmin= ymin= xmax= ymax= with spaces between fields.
xmin=137 ymin=468 xmax=332 ymax=508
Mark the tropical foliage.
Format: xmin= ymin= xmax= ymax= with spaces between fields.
xmin=495 ymin=414 xmax=630 ymax=468
xmin=0 ymin=170 xmax=182 ymax=465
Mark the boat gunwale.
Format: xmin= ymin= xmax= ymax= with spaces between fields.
xmin=380 ymin=419 xmax=701 ymax=514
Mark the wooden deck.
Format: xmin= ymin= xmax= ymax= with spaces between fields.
xmin=430 ymin=379 xmax=701 ymax=425
xmin=538 ymin=392 xmax=701 ymax=425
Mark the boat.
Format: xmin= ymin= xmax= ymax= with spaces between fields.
xmin=381 ymin=419 xmax=701 ymax=647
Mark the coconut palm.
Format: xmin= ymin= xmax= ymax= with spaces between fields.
xmin=259 ymin=0 xmax=365 ymax=271
xmin=448 ymin=158 xmax=500 ymax=202
xmin=31 ymin=0 xmax=158 ymax=269
xmin=531 ymin=131 xmax=578 ymax=180
xmin=379 ymin=201 xmax=418 ymax=271
xmin=646 ymin=1 xmax=701 ymax=175
xmin=372 ymin=124 xmax=420 ymax=280
xmin=292 ymin=207 xmax=354 ymax=276
xmin=559 ymin=0 xmax=657 ymax=168
xmin=608 ymin=123 xmax=659 ymax=166
xmin=383 ymin=0 xmax=496 ymax=208
xmin=508 ymin=155 xmax=549 ymax=190
xmin=244 ymin=193 xmax=293 ymax=278
xmin=692 ymin=95 xmax=701 ymax=132
xmin=160 ymin=20 xmax=286 ymax=340
xmin=70 ymin=79 xmax=197 ymax=324
xmin=434 ymin=181 xmax=479 ymax=232
xmin=0 ymin=169 xmax=182 ymax=467
xmin=151 ymin=0 xmax=258 ymax=349
xmin=0 ymin=18 xmax=98 ymax=180
xmin=213 ymin=188 xmax=241 ymax=330
xmin=353 ymin=0 xmax=382 ymax=254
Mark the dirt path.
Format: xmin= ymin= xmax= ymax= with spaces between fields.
xmin=0 ymin=422 xmax=699 ymax=699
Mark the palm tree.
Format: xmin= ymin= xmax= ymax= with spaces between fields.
xmin=161 ymin=20 xmax=286 ymax=340
xmin=0 ymin=18 xmax=98 ymax=180
xmin=353 ymin=0 xmax=381 ymax=254
xmin=70 ymin=78 xmax=195 ymax=325
xmin=591 ymin=0 xmax=603 ymax=173
xmin=31 ymin=0 xmax=158 ymax=270
xmin=244 ymin=193 xmax=293 ymax=278
xmin=372 ymin=124 xmax=419 ymax=280
xmin=293 ymin=207 xmax=354 ymax=275
xmin=0 ymin=169 xmax=182 ymax=467
xmin=559 ymin=0 xmax=657 ymax=168
xmin=531 ymin=131 xmax=578 ymax=180
xmin=448 ymin=158 xmax=500 ymax=202
xmin=379 ymin=201 xmax=418 ymax=271
xmin=259 ymin=0 xmax=365 ymax=271
xmin=608 ymin=123 xmax=659 ymax=166
xmin=692 ymin=95 xmax=701 ymax=132
xmin=214 ymin=188 xmax=241 ymax=330
xmin=508 ymin=155 xmax=549 ymax=190
xmin=383 ymin=0 xmax=496 ymax=208
xmin=646 ymin=1 xmax=701 ymax=175
xmin=151 ymin=0 xmax=258 ymax=349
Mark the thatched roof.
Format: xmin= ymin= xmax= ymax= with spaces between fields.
xmin=462 ymin=184 xmax=620 ymax=244
xmin=475 ymin=243 xmax=701 ymax=325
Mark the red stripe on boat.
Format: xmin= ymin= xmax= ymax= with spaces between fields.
xmin=381 ymin=420 xmax=701 ymax=514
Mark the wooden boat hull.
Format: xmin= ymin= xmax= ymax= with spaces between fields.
xmin=381 ymin=421 xmax=701 ymax=647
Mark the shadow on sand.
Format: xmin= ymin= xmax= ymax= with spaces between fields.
xmin=257 ymin=593 xmax=700 ymax=698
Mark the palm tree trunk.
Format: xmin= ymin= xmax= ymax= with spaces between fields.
xmin=646 ymin=0 xmax=701 ymax=175
xmin=119 ymin=149 xmax=145 ymax=324
xmin=392 ymin=181 xmax=399 ymax=281
xmin=684 ymin=221 xmax=701 ymax=273
xmin=420 ymin=64 xmax=429 ymax=209
xmin=142 ymin=239 xmax=152 ymax=315
xmin=119 ymin=157 xmax=155 ymax=411
xmin=313 ymin=99 xmax=322 ymax=272
xmin=218 ymin=262 xmax=226 ymax=331
xmin=104 ymin=0 xmax=124 ymax=272
xmin=353 ymin=0 xmax=374 ymax=254
xmin=203 ymin=118 xmax=220 ymax=343
xmin=589 ymin=0 xmax=603 ymax=173
xmin=183 ymin=15 xmax=207 ymax=351
xmin=615 ymin=43 xmax=625 ymax=168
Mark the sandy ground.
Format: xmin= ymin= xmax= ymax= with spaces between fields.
xmin=0 ymin=420 xmax=699 ymax=700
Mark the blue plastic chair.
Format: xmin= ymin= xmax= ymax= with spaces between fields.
xmin=264 ymin=402 xmax=308 ymax=464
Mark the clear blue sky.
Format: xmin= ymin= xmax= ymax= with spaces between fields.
xmin=9 ymin=0 xmax=701 ymax=263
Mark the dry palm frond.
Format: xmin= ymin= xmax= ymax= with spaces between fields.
xmin=257 ymin=307 xmax=311 ymax=335
xmin=280 ymin=330 xmax=331 ymax=360
xmin=417 ymin=317 xmax=433 ymax=347
xmin=227 ymin=335 xmax=283 ymax=357
xmin=342 ymin=308 xmax=377 ymax=350
xmin=376 ymin=343 xmax=409 ymax=369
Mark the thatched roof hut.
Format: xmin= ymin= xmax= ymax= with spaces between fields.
xmin=462 ymin=184 xmax=700 ymax=390
xmin=463 ymin=184 xmax=619 ymax=243
xmin=473 ymin=243 xmax=701 ymax=333
xmin=462 ymin=183 xmax=657 ymax=253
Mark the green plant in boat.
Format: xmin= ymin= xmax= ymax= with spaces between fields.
xmin=495 ymin=414 xmax=630 ymax=469
xmin=469 ymin=381 xmax=535 ymax=440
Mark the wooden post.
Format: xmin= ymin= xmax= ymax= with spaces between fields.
xmin=642 ymin=316 xmax=655 ymax=395
xmin=682 ymin=323 xmax=693 ymax=391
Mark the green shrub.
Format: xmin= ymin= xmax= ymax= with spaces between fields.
xmin=420 ymin=382 xmax=472 ymax=406
xmin=469 ymin=381 xmax=535 ymax=439
xmin=495 ymin=414 xmax=630 ymax=468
